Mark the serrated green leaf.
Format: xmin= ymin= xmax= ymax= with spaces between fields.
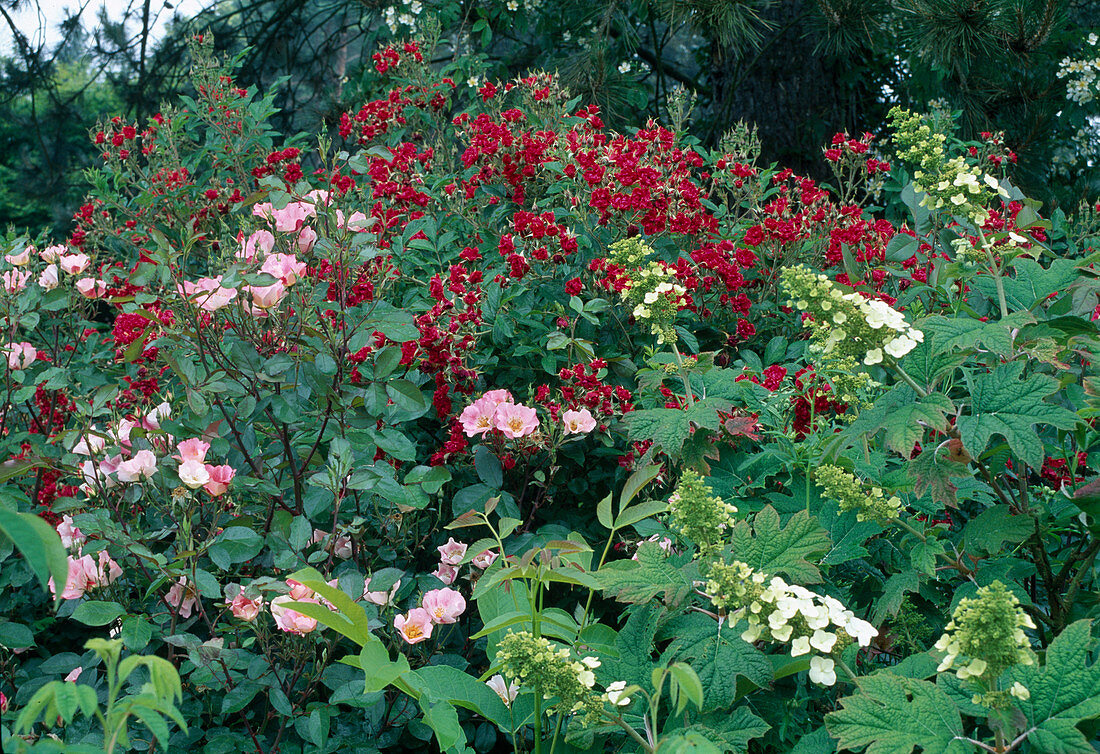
xmin=958 ymin=361 xmax=1080 ymax=466
xmin=825 ymin=673 xmax=969 ymax=754
xmin=596 ymin=543 xmax=698 ymax=606
xmin=873 ymin=570 xmax=922 ymax=624
xmin=672 ymin=708 xmax=771 ymax=754
xmin=658 ymin=613 xmax=773 ymax=713
xmin=961 ymin=505 xmax=1033 ymax=555
xmin=908 ymin=447 xmax=969 ymax=508
xmin=728 ymin=506 xmax=830 ymax=583
xmin=1006 ymin=620 xmax=1100 ymax=754
xmin=624 ymin=398 xmax=732 ymax=457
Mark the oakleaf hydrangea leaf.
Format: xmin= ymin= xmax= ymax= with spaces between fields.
xmin=957 ymin=361 xmax=1080 ymax=467
xmin=728 ymin=506 xmax=831 ymax=583
xmin=595 ymin=543 xmax=698 ymax=606
xmin=1006 ymin=620 xmax=1100 ymax=754
xmin=825 ymin=673 xmax=969 ymax=754
xmin=624 ymin=397 xmax=732 ymax=457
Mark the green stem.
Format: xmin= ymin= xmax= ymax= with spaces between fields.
xmin=976 ymin=228 xmax=1009 ymax=319
xmin=671 ymin=343 xmax=694 ymax=408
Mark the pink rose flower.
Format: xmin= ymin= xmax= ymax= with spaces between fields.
xmin=336 ymin=210 xmax=372 ymax=231
xmin=481 ymin=389 xmax=514 ymax=406
xmin=203 ymin=464 xmax=236 ymax=496
xmin=166 ymin=577 xmax=199 ymax=618
xmin=39 ymin=264 xmax=59 ymax=290
xmin=178 ymin=459 xmax=211 ymax=489
xmin=459 ymin=398 xmax=496 ymax=437
xmin=261 ymin=253 xmax=308 ymax=286
xmin=305 ymin=189 xmax=332 ymax=206
xmin=93 ymin=551 xmax=123 ymax=586
xmin=179 ymin=277 xmax=236 ymax=312
xmin=5 ymin=248 xmax=30 ymax=266
xmin=3 ymin=269 xmax=31 ymax=292
xmin=286 ymin=579 xmax=315 ymax=600
xmin=39 ymin=244 xmax=66 ymax=263
xmin=422 ymin=588 xmax=466 ymax=624
xmin=56 ymin=515 xmax=86 ymax=549
xmin=175 ymin=438 xmax=210 ymax=463
xmin=248 ymin=281 xmax=287 ymax=310
xmin=144 ymin=401 xmax=171 ymax=430
xmin=437 ymin=537 xmax=468 ymax=566
xmin=50 ymin=555 xmax=91 ymax=599
xmin=268 ymin=202 xmax=315 ymax=233
xmin=116 ymin=449 xmax=158 ymax=483
xmin=73 ymin=429 xmax=106 ymax=455
xmin=59 ymin=253 xmax=90 ymax=274
xmin=227 ymin=591 xmax=264 ymax=621
xmin=471 ymin=549 xmax=498 ymax=569
xmin=75 ymin=278 xmax=107 ymax=298
xmin=493 ymin=403 xmax=539 ymax=439
xmin=432 ymin=563 xmax=458 ymax=585
xmin=238 ymin=229 xmax=275 ymax=262
xmin=394 ymin=608 xmax=434 ymax=644
xmin=3 ymin=342 xmax=36 ymax=370
xmin=362 ymin=576 xmax=400 ymax=605
xmin=270 ymin=595 xmax=318 ymax=634
xmin=562 ymin=408 xmax=597 ymax=435
xmin=296 ymin=226 xmax=317 ymax=253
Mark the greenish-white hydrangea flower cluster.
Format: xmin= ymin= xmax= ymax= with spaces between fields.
xmin=781 ymin=265 xmax=924 ymax=367
xmin=815 ymin=465 xmax=901 ymax=525
xmin=887 ymin=107 xmax=1008 ymax=225
xmin=933 ymin=581 xmax=1035 ymax=707
xmin=496 ymin=631 xmax=614 ymax=724
xmin=609 ymin=238 xmax=686 ymax=345
xmin=705 ymin=561 xmax=877 ymax=687
xmin=668 ymin=469 xmax=738 ymax=556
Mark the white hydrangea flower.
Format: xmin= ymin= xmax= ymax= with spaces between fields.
xmin=809 ymin=656 xmax=837 ymax=686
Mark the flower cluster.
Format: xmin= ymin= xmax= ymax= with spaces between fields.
xmin=49 ymin=515 xmax=124 ymax=601
xmin=705 ymin=561 xmax=877 ymax=686
xmin=933 ymin=581 xmax=1035 ymax=706
xmin=458 ymin=390 xmax=540 ymax=439
xmin=1057 ymin=33 xmax=1100 ymax=104
xmin=815 ymin=465 xmax=901 ymax=524
xmin=888 ymin=107 xmax=1007 ymax=225
xmin=608 ymin=239 xmax=687 ymax=345
xmin=174 ymin=438 xmax=236 ymax=496
xmin=781 ymin=264 xmax=924 ymax=366
xmin=667 ymin=469 xmax=737 ymax=555
xmin=495 ymin=631 xmax=605 ymax=725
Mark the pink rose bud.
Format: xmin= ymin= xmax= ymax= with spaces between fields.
xmin=422 ymin=587 xmax=466 ymax=624
xmin=296 ymin=226 xmax=317 ymax=254
xmin=63 ymin=667 xmax=83 ymax=683
xmin=238 ymin=229 xmax=275 ymax=262
xmin=394 ymin=607 xmax=434 ymax=644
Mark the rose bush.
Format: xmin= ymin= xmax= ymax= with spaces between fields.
xmin=1 ymin=33 xmax=1100 ymax=754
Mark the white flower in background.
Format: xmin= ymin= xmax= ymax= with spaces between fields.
xmin=605 ymin=680 xmax=630 ymax=706
xmin=618 ymin=61 xmax=633 ymax=74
